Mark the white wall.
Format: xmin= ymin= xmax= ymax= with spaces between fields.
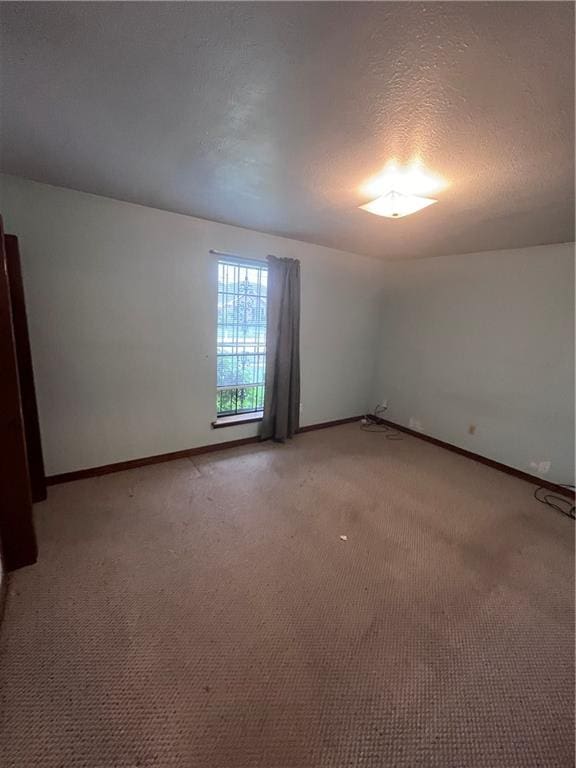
xmin=374 ymin=243 xmax=575 ymax=484
xmin=2 ymin=175 xmax=573 ymax=485
xmin=0 ymin=175 xmax=382 ymax=475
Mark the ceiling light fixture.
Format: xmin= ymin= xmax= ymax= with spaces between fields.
xmin=360 ymin=190 xmax=436 ymax=218
xmin=359 ymin=161 xmax=444 ymax=219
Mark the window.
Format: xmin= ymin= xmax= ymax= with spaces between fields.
xmin=216 ymin=256 xmax=267 ymax=418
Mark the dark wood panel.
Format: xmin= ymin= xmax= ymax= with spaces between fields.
xmin=46 ymin=416 xmax=363 ymax=485
xmin=46 ymin=408 xmax=573 ymax=502
xmin=374 ymin=416 xmax=575 ymax=500
xmin=5 ymin=235 xmax=47 ymax=503
xmin=298 ymin=416 xmax=362 ymax=433
xmin=0 ymin=218 xmax=38 ymax=571
xmin=0 ymin=570 xmax=7 ymax=626
xmin=47 ymin=436 xmax=262 ymax=485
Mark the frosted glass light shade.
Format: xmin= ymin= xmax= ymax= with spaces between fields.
xmin=359 ymin=190 xmax=437 ymax=218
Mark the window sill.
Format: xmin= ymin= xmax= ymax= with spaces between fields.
xmin=211 ymin=413 xmax=263 ymax=429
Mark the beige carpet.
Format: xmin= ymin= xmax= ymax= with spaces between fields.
xmin=0 ymin=423 xmax=573 ymax=767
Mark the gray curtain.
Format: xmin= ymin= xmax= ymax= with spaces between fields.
xmin=260 ymin=255 xmax=301 ymax=442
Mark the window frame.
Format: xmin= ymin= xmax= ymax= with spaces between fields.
xmin=212 ymin=251 xmax=268 ymax=427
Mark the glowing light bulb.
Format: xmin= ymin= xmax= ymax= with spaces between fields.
xmin=359 ymin=161 xmax=445 ymax=218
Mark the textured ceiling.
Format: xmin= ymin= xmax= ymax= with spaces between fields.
xmin=0 ymin=2 xmax=574 ymax=259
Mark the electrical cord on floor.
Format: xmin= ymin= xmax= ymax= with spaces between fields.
xmin=360 ymin=406 xmax=403 ymax=440
xmin=360 ymin=422 xmax=404 ymax=439
xmin=533 ymin=486 xmax=575 ymax=520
